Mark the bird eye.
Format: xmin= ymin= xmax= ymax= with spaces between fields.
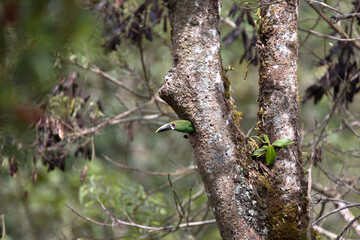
xmin=171 ymin=123 xmax=176 ymax=127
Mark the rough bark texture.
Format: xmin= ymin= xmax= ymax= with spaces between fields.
xmin=257 ymin=0 xmax=310 ymax=239
xmin=159 ymin=1 xmax=265 ymax=239
xmin=159 ymin=0 xmax=311 ymax=239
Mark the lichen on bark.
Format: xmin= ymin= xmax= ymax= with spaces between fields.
xmin=257 ymin=0 xmax=311 ymax=238
xmin=159 ymin=0 xmax=311 ymax=239
xmin=159 ymin=1 xmax=265 ymax=239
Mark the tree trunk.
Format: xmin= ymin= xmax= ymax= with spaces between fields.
xmin=257 ymin=0 xmax=311 ymax=238
xmin=159 ymin=0 xmax=310 ymax=239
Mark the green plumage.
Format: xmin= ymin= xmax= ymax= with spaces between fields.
xmin=156 ymin=120 xmax=195 ymax=133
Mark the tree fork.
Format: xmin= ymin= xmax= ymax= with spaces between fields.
xmin=159 ymin=0 xmax=266 ymax=239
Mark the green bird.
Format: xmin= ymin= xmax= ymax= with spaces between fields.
xmin=156 ymin=120 xmax=195 ymax=133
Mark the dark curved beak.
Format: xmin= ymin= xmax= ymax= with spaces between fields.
xmin=156 ymin=124 xmax=173 ymax=133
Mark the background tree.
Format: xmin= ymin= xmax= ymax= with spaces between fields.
xmin=1 ymin=0 xmax=360 ymax=240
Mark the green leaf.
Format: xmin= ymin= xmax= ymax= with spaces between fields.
xmin=266 ymin=145 xmax=276 ymax=165
xmin=251 ymin=145 xmax=268 ymax=157
xmin=272 ymin=138 xmax=294 ymax=148
xmin=263 ymin=134 xmax=270 ymax=145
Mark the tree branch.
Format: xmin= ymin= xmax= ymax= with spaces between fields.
xmin=313 ymin=225 xmax=354 ymax=240
xmin=71 ymin=99 xmax=156 ymax=136
xmin=305 ymin=0 xmax=360 ymax=50
xmin=73 ymin=61 xmax=150 ymax=99
xmin=332 ymin=12 xmax=360 ymax=23
xmin=103 ymin=154 xmax=197 ymax=176
xmin=299 ymin=28 xmax=360 ymax=42
xmin=336 ymin=214 xmax=360 ymax=240
xmin=312 ymin=182 xmax=360 ymax=236
xmin=312 ymin=203 xmax=360 ymax=226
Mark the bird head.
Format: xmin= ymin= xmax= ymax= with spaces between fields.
xmin=156 ymin=120 xmax=195 ymax=133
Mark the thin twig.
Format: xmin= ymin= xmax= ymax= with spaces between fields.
xmin=299 ymin=28 xmax=360 ymax=42
xmin=305 ymin=0 xmax=360 ymax=50
xmin=302 ymin=120 xmax=360 ymax=148
xmin=313 ymin=183 xmax=360 ymax=236
xmin=133 ymin=173 xmax=195 ymax=214
xmin=65 ymin=204 xmax=113 ymax=227
xmin=312 ymin=203 xmax=360 ymax=226
xmin=313 ymin=225 xmax=353 ymax=240
xmin=66 ymin=203 xmax=216 ymax=232
xmin=321 ymin=198 xmax=354 ymax=205
xmin=220 ymin=17 xmax=237 ymax=29
xmin=332 ymin=12 xmax=360 ymax=23
xmin=73 ymin=61 xmax=149 ymax=99
xmin=317 ymin=164 xmax=360 ymax=195
xmin=299 ymin=15 xmax=322 ymax=49
xmin=162 ymin=186 xmax=205 ymax=228
xmin=72 ymin=99 xmax=156 ymax=136
xmin=341 ymin=117 xmax=360 ymax=138
xmin=336 ymin=214 xmax=360 ymax=240
xmin=307 ymin=0 xmax=343 ymax=14
xmin=182 ymin=187 xmax=205 ymax=210
xmin=168 ymin=174 xmax=185 ymax=220
xmin=103 ymin=154 xmax=197 ymax=176
xmin=307 ymin=130 xmax=316 ymax=240
xmin=245 ymin=123 xmax=256 ymax=138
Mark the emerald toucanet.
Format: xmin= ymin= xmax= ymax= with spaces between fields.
xmin=156 ymin=120 xmax=195 ymax=133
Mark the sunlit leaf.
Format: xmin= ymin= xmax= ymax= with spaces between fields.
xmin=251 ymin=145 xmax=268 ymax=157
xmin=272 ymin=138 xmax=294 ymax=148
xmin=266 ymin=145 xmax=276 ymax=165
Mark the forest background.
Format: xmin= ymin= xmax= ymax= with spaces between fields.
xmin=1 ymin=0 xmax=360 ymax=239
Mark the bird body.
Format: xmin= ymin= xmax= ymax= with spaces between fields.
xmin=156 ymin=120 xmax=195 ymax=133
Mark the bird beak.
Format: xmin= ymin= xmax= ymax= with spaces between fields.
xmin=156 ymin=123 xmax=174 ymax=133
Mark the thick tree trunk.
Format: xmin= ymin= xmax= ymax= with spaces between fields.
xmin=159 ymin=0 xmax=310 ymax=239
xmin=159 ymin=1 xmax=265 ymax=239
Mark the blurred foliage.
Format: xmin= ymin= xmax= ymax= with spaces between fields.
xmin=0 ymin=0 xmax=360 ymax=239
xmin=79 ymin=175 xmax=171 ymax=238
xmin=0 ymin=0 xmax=99 ymax=159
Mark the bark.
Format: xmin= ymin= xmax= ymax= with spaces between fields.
xmin=159 ymin=1 xmax=265 ymax=239
xmin=257 ymin=0 xmax=311 ymax=239
xmin=159 ymin=0 xmax=310 ymax=239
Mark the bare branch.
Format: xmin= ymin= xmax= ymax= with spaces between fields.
xmin=68 ymin=199 xmax=216 ymax=233
xmin=305 ymin=0 xmax=360 ymax=50
xmin=313 ymin=183 xmax=360 ymax=236
xmin=65 ymin=204 xmax=113 ymax=227
xmin=168 ymin=174 xmax=185 ymax=219
xmin=182 ymin=187 xmax=205 ymax=210
xmin=336 ymin=214 xmax=360 ymax=240
xmin=114 ymin=217 xmax=216 ymax=232
xmin=73 ymin=61 xmax=149 ymax=99
xmin=332 ymin=12 xmax=360 ymax=23
xmin=103 ymin=154 xmax=197 ymax=176
xmin=220 ymin=17 xmax=236 ymax=29
xmin=71 ymin=99 xmax=156 ymax=136
xmin=312 ymin=203 xmax=360 ymax=226
xmin=307 ymin=0 xmax=343 ymax=14
xmin=313 ymin=225 xmax=354 ymax=240
xmin=317 ymin=164 xmax=360 ymax=195
xmin=307 ymin=130 xmax=316 ymax=239
xmin=341 ymin=117 xmax=360 ymax=138
xmin=302 ymin=119 xmax=360 ymax=148
xmin=321 ymin=198 xmax=354 ymax=205
xmin=299 ymin=28 xmax=360 ymax=42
